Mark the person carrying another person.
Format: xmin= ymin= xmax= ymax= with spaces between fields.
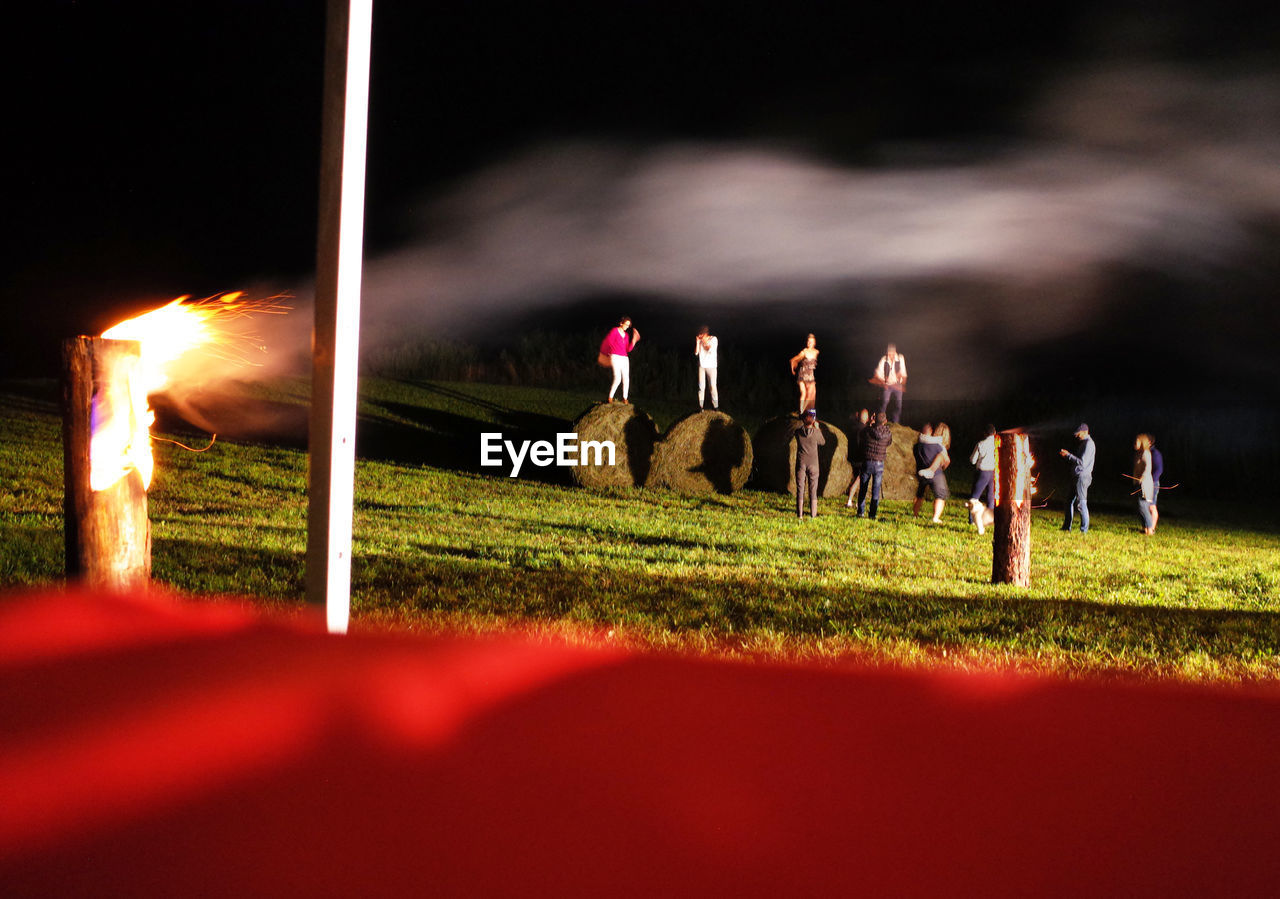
xmin=1149 ymin=435 xmax=1163 ymax=531
xmin=855 ymin=411 xmax=893 ymax=520
xmin=694 ymin=326 xmax=719 ymax=411
xmin=1059 ymin=423 xmax=1095 ymax=534
xmin=871 ymin=343 xmax=907 ymax=424
xmin=792 ymin=408 xmax=826 ymax=520
xmin=1133 ymin=433 xmax=1156 ymax=536
xmin=913 ymin=422 xmax=951 ymax=523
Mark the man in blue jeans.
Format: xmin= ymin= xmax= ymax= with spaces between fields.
xmin=856 ymin=412 xmax=893 ymax=519
xmin=1059 ymin=423 xmax=1095 ymax=533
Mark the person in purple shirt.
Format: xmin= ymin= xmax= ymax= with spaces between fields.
xmin=600 ymin=316 xmax=640 ymax=403
xmin=1149 ymin=437 xmax=1164 ymax=532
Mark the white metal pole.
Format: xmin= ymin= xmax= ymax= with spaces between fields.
xmin=307 ymin=0 xmax=373 ymax=634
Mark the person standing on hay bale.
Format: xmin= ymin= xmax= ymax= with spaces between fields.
xmin=789 ymin=333 xmax=819 ymax=415
xmin=600 ymin=316 xmax=640 ymax=404
xmin=792 ymin=408 xmax=825 ymax=520
xmin=913 ymin=422 xmax=951 ymax=523
xmin=694 ymin=326 xmax=719 ymax=411
xmin=1133 ymin=433 xmax=1156 ymax=536
xmin=1059 ymin=423 xmax=1095 ymax=534
xmin=871 ymin=343 xmax=907 ymax=423
xmin=856 ymin=411 xmax=893 ymax=519
xmin=846 ymin=408 xmax=870 ymax=508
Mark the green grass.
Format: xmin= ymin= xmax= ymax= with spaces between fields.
xmin=3 ymin=377 xmax=1279 ymax=684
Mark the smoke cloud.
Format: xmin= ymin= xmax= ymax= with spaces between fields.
xmin=226 ymin=61 xmax=1276 ymax=413
xmin=353 ymin=63 xmax=1275 ymax=336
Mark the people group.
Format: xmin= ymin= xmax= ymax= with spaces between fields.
xmin=600 ymin=318 xmax=1167 ymax=534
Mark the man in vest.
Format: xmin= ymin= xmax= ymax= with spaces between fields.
xmin=874 ymin=344 xmax=907 ymax=424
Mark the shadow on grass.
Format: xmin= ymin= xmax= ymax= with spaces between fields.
xmin=151 ymin=537 xmax=305 ymax=599
xmin=360 ymin=386 xmax=573 ymax=485
xmin=351 ymin=552 xmax=1280 ymax=668
xmin=147 ymin=380 xmax=575 ymax=483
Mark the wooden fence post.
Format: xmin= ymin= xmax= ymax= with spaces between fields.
xmin=991 ymin=431 xmax=1033 ymax=587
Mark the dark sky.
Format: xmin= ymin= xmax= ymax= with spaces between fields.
xmin=6 ymin=0 xmax=1280 ymax=430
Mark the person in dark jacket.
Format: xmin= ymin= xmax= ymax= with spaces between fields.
xmin=856 ymin=412 xmax=893 ymax=519
xmin=792 ymin=408 xmax=826 ymax=520
xmin=846 ymin=408 xmax=871 ymax=508
xmin=1059 ymin=423 xmax=1096 ymax=534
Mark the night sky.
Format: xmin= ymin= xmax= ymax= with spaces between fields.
xmin=7 ymin=2 xmax=1280 ymax=465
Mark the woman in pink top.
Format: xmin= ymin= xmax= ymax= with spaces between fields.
xmin=601 ymin=316 xmax=640 ymax=403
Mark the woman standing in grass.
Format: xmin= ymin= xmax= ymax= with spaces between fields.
xmin=789 ymin=333 xmax=819 ymax=414
xmin=1134 ymin=433 xmax=1156 ymax=536
xmin=601 ymin=316 xmax=640 ymax=404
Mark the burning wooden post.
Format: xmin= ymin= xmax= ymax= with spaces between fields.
xmin=991 ymin=430 xmax=1034 ymax=587
xmin=62 ymin=336 xmax=151 ymax=591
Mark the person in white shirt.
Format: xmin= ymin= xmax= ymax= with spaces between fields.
xmin=695 ymin=326 xmax=719 ymax=410
xmin=873 ymin=343 xmax=907 ymax=423
xmin=970 ymin=425 xmax=997 ymax=510
xmin=966 ymin=425 xmax=998 ymax=533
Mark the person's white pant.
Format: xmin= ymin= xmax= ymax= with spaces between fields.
xmin=609 ymin=354 xmax=630 ymax=400
xmin=698 ymin=366 xmax=718 ymax=408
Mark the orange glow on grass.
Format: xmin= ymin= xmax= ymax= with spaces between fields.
xmin=91 ymin=292 xmax=288 ymax=492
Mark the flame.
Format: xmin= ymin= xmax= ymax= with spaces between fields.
xmin=91 ymin=292 xmax=288 ymax=492
xmin=88 ymin=348 xmax=152 ymax=491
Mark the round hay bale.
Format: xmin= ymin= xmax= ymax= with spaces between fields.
xmin=647 ymin=411 xmax=752 ymax=494
xmin=568 ymin=402 xmax=658 ymax=488
xmin=883 ymin=422 xmax=926 ymax=500
xmin=750 ymin=415 xmax=852 ymax=497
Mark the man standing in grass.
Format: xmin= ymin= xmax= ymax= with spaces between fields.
xmin=1059 ymin=423 xmax=1096 ymax=534
xmin=793 ymin=408 xmax=825 ymax=520
xmin=856 ymin=411 xmax=893 ymax=520
xmin=845 ymin=408 xmax=870 ymax=508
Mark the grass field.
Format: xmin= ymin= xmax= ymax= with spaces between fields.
xmin=3 ymin=377 xmax=1279 ymax=684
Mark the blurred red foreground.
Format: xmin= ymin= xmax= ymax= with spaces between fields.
xmin=2 ymin=586 xmax=1279 ymax=896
